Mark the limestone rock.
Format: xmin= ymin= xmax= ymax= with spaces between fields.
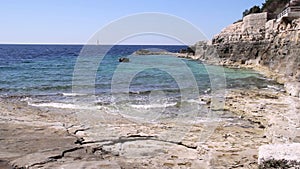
xmin=192 ymin=13 xmax=300 ymax=98
xmin=285 ymin=81 xmax=300 ymax=97
xmin=258 ymin=143 xmax=300 ymax=168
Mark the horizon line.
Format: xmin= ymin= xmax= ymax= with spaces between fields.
xmin=0 ymin=42 xmax=191 ymax=46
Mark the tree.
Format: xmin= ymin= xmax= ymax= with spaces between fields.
xmin=243 ymin=5 xmax=261 ymax=17
xmin=261 ymin=0 xmax=290 ymax=14
xmin=242 ymin=0 xmax=290 ymax=19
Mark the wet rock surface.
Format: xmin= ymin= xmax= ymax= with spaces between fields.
xmin=0 ymin=86 xmax=298 ymax=168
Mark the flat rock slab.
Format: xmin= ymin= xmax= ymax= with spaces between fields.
xmin=0 ymin=122 xmax=77 ymax=168
xmin=259 ymin=143 xmax=300 ymax=167
xmin=0 ymin=160 xmax=13 ymax=169
xmin=57 ymin=161 xmax=121 ymax=169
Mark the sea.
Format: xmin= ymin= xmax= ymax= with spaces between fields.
xmin=0 ymin=45 xmax=281 ymax=121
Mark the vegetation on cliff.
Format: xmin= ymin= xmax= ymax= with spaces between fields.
xmin=243 ymin=0 xmax=290 ymax=17
xmin=261 ymin=0 xmax=290 ymax=15
xmin=243 ymin=5 xmax=261 ymax=17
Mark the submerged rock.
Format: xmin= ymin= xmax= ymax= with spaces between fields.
xmin=119 ymin=57 xmax=129 ymax=62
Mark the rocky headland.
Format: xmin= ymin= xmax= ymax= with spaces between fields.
xmin=183 ymin=12 xmax=300 ymax=98
xmin=179 ymin=11 xmax=300 ymax=168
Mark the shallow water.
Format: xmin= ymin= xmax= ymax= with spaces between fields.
xmin=0 ymin=45 xmax=281 ymax=119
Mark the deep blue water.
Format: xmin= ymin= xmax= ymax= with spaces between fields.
xmin=0 ymin=45 xmax=185 ymax=95
xmin=0 ymin=44 xmax=280 ymax=112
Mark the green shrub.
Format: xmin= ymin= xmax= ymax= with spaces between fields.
xmin=242 ymin=0 xmax=290 ymax=18
xmin=243 ymin=5 xmax=261 ymax=17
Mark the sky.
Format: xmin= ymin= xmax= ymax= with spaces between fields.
xmin=0 ymin=0 xmax=265 ymax=45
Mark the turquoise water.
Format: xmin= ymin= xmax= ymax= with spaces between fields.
xmin=0 ymin=45 xmax=279 ymax=113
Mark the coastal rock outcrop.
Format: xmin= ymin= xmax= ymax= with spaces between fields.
xmin=285 ymin=81 xmax=300 ymax=97
xmin=133 ymin=49 xmax=175 ymax=55
xmin=185 ymin=10 xmax=300 ymax=167
xmin=191 ymin=12 xmax=300 ymax=98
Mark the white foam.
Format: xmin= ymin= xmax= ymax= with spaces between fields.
xmin=130 ymin=102 xmax=177 ymax=109
xmin=185 ymin=99 xmax=207 ymax=105
xmin=193 ymin=117 xmax=223 ymax=123
xmin=62 ymin=93 xmax=87 ymax=96
xmin=20 ymin=97 xmax=32 ymax=102
xmin=28 ymin=102 xmax=101 ymax=110
xmin=267 ymin=85 xmax=284 ymax=91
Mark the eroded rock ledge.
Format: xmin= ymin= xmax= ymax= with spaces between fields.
xmin=178 ymin=12 xmax=300 ymax=168
xmin=183 ymin=12 xmax=300 ymax=98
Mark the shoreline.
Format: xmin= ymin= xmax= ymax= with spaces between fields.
xmin=176 ymin=41 xmax=300 ymax=167
xmin=0 ymin=49 xmax=298 ymax=168
xmin=177 ymin=52 xmax=287 ymax=84
xmin=0 ymin=47 xmax=298 ymax=168
xmin=0 ymin=79 xmax=298 ymax=168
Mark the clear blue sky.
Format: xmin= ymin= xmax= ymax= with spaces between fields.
xmin=0 ymin=0 xmax=265 ymax=44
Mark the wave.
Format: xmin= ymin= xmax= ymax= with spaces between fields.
xmin=267 ymin=85 xmax=284 ymax=91
xmin=62 ymin=92 xmax=88 ymax=96
xmin=28 ymin=102 xmax=101 ymax=110
xmin=183 ymin=99 xmax=207 ymax=105
xmin=130 ymin=102 xmax=177 ymax=109
xmin=193 ymin=117 xmax=223 ymax=123
xmin=128 ymin=88 xmax=180 ymax=95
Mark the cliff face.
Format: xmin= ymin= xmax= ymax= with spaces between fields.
xmin=193 ymin=12 xmax=300 ymax=97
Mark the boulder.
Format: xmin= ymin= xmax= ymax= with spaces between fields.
xmin=285 ymin=81 xmax=300 ymax=97
xmin=119 ymin=57 xmax=129 ymax=62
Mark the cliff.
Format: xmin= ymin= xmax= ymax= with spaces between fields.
xmin=186 ymin=12 xmax=300 ymax=168
xmin=191 ymin=12 xmax=300 ymax=98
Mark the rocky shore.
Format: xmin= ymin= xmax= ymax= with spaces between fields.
xmin=178 ymin=12 xmax=300 ymax=168
xmin=0 ymin=82 xmax=299 ymax=168
xmin=180 ymin=13 xmax=300 ymax=98
xmin=0 ymin=10 xmax=299 ymax=169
